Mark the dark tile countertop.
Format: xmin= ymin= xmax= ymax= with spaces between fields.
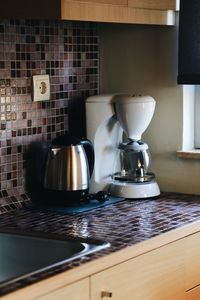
xmin=1 ymin=192 xmax=200 ymax=296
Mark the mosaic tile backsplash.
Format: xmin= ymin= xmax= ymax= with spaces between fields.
xmin=0 ymin=19 xmax=99 ymax=214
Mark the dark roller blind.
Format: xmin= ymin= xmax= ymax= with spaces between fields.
xmin=178 ymin=0 xmax=200 ymax=84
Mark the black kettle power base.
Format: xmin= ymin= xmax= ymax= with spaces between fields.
xmin=27 ymin=196 xmax=124 ymax=215
xmin=28 ymin=190 xmax=124 ymax=214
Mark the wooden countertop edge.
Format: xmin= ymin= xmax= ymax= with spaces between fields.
xmin=3 ymin=220 xmax=200 ymax=300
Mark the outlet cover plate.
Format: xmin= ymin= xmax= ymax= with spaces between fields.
xmin=33 ymin=75 xmax=50 ymax=102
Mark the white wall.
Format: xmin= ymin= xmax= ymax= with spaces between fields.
xmin=99 ymin=22 xmax=200 ymax=195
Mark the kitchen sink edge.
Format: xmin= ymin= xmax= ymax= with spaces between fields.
xmin=0 ymin=227 xmax=110 ymax=289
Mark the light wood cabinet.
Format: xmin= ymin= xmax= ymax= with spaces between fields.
xmin=185 ymin=232 xmax=200 ymax=291
xmin=61 ymin=0 xmax=176 ymax=25
xmin=0 ymin=0 xmax=177 ymax=25
xmin=36 ymin=278 xmax=89 ymax=300
xmin=91 ymin=240 xmax=185 ymax=300
xmin=186 ymin=285 xmax=200 ymax=300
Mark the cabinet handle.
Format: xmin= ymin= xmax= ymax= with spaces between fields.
xmin=101 ymin=291 xmax=112 ymax=299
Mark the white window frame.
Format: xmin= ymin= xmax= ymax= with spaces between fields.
xmin=180 ymin=85 xmax=200 ymax=155
xmin=182 ymin=85 xmax=195 ymax=151
xmin=194 ymin=85 xmax=200 ymax=148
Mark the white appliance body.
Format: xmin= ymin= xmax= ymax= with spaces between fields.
xmin=86 ymin=94 xmax=160 ymax=199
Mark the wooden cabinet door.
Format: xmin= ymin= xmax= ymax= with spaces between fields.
xmin=36 ymin=278 xmax=89 ymax=300
xmin=91 ymin=240 xmax=185 ymax=300
xmin=128 ymin=0 xmax=177 ymax=11
xmin=61 ymin=0 xmax=175 ymax=25
xmin=186 ymin=285 xmax=200 ymax=300
xmin=185 ymin=232 xmax=200 ymax=291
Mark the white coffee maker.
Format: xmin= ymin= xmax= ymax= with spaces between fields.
xmin=86 ymin=94 xmax=160 ymax=199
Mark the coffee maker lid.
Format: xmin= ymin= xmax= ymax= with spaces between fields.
xmin=113 ymin=95 xmax=155 ymax=104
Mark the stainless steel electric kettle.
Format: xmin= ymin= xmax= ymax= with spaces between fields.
xmin=44 ymin=134 xmax=94 ymax=201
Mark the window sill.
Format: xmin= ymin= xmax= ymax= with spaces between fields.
xmin=177 ymin=150 xmax=200 ymax=159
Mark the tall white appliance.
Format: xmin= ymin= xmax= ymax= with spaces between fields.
xmin=86 ymin=94 xmax=160 ymax=199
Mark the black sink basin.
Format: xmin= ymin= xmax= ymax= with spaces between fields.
xmin=0 ymin=228 xmax=110 ymax=288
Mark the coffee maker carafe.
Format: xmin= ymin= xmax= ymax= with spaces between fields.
xmin=113 ymin=140 xmax=154 ymax=183
xmin=86 ymin=94 xmax=160 ymax=199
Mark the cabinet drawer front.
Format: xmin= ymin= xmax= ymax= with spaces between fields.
xmin=186 ymin=285 xmax=200 ymax=300
xmin=91 ymin=241 xmax=185 ymax=300
xmin=36 ymin=278 xmax=89 ymax=300
xmin=185 ymin=232 xmax=200 ymax=290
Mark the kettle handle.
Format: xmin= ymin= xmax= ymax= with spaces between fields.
xmin=80 ymin=139 xmax=94 ymax=178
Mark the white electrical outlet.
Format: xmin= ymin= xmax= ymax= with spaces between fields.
xmin=32 ymin=75 xmax=50 ymax=102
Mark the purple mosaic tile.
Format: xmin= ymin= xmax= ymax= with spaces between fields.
xmin=0 ymin=19 xmax=99 ymax=213
xmin=1 ymin=192 xmax=200 ymax=295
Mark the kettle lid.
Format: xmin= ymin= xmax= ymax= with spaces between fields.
xmin=52 ymin=133 xmax=81 ymax=146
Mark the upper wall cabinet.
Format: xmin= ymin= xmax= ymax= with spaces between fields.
xmin=61 ymin=0 xmax=178 ymax=25
xmin=1 ymin=0 xmax=178 ymax=25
